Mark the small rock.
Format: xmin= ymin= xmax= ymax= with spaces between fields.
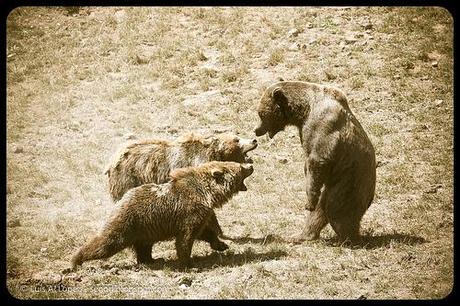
xmin=125 ymin=133 xmax=136 ymax=140
xmin=421 ymin=75 xmax=429 ymax=80
xmin=277 ymin=156 xmax=288 ymax=164
xmin=431 ymin=61 xmax=438 ymax=67
xmin=394 ymin=74 xmax=401 ymax=80
xmin=358 ymin=294 xmax=367 ymax=300
xmin=424 ymin=51 xmax=442 ymax=62
xmin=424 ymin=184 xmax=442 ymax=194
xmin=177 ymin=276 xmax=193 ymax=287
xmin=109 ymin=267 xmax=120 ymax=275
xmin=114 ymin=10 xmax=127 ymax=23
xmin=363 ymin=22 xmax=373 ymax=30
xmin=61 ymin=267 xmax=73 ymax=274
xmin=63 ymin=272 xmax=82 ymax=282
xmin=306 ymin=23 xmax=313 ymax=29
xmin=288 ymin=43 xmax=299 ymax=51
xmin=344 ymin=36 xmax=358 ymax=44
xmin=68 ymin=122 xmax=80 ymax=131
xmin=287 ymin=28 xmax=301 ymax=37
xmin=376 ymin=160 xmax=389 ymax=168
xmin=418 ymin=124 xmax=429 ymax=131
xmin=403 ymin=62 xmax=415 ymax=70
xmin=434 ymin=99 xmax=443 ymax=106
xmin=14 ymin=146 xmax=24 ymax=153
xmin=135 ymin=54 xmax=149 ymax=65
xmin=167 ymin=128 xmax=179 ymax=134
xmin=325 ymin=71 xmax=336 ymax=80
xmin=101 ymin=263 xmax=115 ymax=270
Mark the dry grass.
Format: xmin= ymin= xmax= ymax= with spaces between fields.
xmin=6 ymin=7 xmax=453 ymax=299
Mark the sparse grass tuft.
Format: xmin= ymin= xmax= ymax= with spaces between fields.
xmin=267 ymin=47 xmax=285 ymax=66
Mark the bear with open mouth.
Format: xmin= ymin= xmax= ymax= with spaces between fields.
xmin=72 ymin=161 xmax=254 ymax=269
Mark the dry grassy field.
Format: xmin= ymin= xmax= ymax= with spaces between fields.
xmin=6 ymin=7 xmax=453 ymax=299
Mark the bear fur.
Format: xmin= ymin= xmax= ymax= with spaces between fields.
xmin=254 ymin=81 xmax=376 ymax=243
xmin=104 ymin=132 xmax=258 ymax=202
xmin=72 ymin=161 xmax=254 ymax=269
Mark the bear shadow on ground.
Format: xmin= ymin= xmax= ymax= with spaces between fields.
xmin=137 ymin=248 xmax=288 ymax=272
xmin=323 ymin=232 xmax=427 ymax=249
xmin=221 ymin=234 xmax=290 ymax=245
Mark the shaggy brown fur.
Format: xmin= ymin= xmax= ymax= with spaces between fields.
xmin=105 ymin=133 xmax=258 ymax=202
xmin=72 ymin=161 xmax=254 ymax=269
xmin=254 ymin=81 xmax=376 ymax=244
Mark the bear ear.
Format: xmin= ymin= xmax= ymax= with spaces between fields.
xmin=272 ymin=87 xmax=287 ymax=107
xmin=211 ymin=168 xmax=224 ymax=178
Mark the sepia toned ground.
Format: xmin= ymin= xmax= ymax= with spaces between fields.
xmin=6 ymin=6 xmax=453 ymax=299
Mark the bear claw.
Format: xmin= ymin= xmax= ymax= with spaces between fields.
xmin=210 ymin=240 xmax=229 ymax=251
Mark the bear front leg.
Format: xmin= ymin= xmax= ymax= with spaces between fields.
xmin=198 ymin=212 xmax=228 ymax=251
xmin=175 ymin=231 xmax=195 ymax=268
xmin=302 ymin=204 xmax=329 ymax=241
xmin=304 ymin=157 xmax=329 ymax=211
xmin=133 ymin=242 xmax=154 ymax=264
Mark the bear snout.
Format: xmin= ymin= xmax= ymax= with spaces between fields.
xmin=254 ymin=125 xmax=267 ymax=137
xmin=241 ymin=138 xmax=258 ymax=152
xmin=241 ymin=164 xmax=254 ymax=176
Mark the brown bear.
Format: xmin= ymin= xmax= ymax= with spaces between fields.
xmin=254 ymin=80 xmax=376 ymax=244
xmin=71 ymin=161 xmax=254 ymax=269
xmin=104 ymin=132 xmax=258 ymax=202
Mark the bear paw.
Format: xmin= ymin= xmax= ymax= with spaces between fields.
xmin=210 ymin=240 xmax=229 ymax=252
xmin=305 ymin=201 xmax=316 ymax=211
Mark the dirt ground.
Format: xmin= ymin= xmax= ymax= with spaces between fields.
xmin=6 ymin=7 xmax=453 ymax=299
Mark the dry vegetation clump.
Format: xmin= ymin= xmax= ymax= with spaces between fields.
xmin=6 ymin=7 xmax=452 ymax=299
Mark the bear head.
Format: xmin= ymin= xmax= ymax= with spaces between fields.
xmin=254 ymin=83 xmax=290 ymax=139
xmin=205 ymin=134 xmax=258 ymax=163
xmin=170 ymin=161 xmax=254 ymax=207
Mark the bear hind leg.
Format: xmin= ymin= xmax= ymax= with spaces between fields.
xmin=329 ymin=217 xmax=362 ymax=245
xmin=302 ymin=204 xmax=329 ymax=241
xmin=72 ymin=235 xmax=127 ymax=269
xmin=133 ymin=242 xmax=154 ymax=264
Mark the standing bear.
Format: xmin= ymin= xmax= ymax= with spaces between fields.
xmin=72 ymin=161 xmax=254 ymax=269
xmin=105 ymin=132 xmax=258 ymax=202
xmin=254 ymin=80 xmax=376 ymax=243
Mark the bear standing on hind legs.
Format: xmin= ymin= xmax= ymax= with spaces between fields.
xmin=254 ymin=80 xmax=376 ymax=244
